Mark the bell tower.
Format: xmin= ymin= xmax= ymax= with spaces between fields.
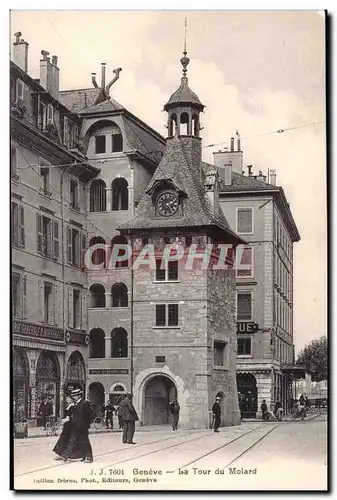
xmin=164 ymin=21 xmax=204 ymax=138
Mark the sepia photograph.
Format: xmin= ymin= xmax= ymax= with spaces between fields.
xmin=10 ymin=8 xmax=328 ymax=492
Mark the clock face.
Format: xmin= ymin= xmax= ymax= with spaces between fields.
xmin=156 ymin=192 xmax=179 ymax=217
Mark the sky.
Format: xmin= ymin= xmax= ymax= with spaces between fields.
xmin=9 ymin=10 xmax=327 ymax=353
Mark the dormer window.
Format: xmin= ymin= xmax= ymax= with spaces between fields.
xmin=16 ymin=79 xmax=24 ymax=101
xmin=111 ymin=123 xmax=123 ymax=152
xmin=95 ymin=135 xmax=106 ymax=154
xmin=47 ymin=104 xmax=54 ymax=125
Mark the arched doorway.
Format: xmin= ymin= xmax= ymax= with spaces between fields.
xmin=237 ymin=373 xmax=258 ymax=418
xmin=36 ymin=351 xmax=60 ymax=421
xmin=65 ymin=351 xmax=86 ymax=395
xmin=109 ymin=384 xmax=127 ymax=407
xmin=143 ymin=375 xmax=177 ymax=425
xmin=13 ymin=348 xmax=29 ymax=421
xmin=88 ymin=382 xmax=105 ymax=416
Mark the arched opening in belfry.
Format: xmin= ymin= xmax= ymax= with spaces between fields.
xmin=180 ymin=112 xmax=189 ymax=135
xmin=168 ymin=113 xmax=177 ymax=136
xmin=192 ymin=114 xmax=199 ymax=137
xmin=90 ymin=180 xmax=106 ymax=212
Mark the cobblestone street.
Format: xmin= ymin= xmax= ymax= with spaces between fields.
xmin=13 ymin=416 xmax=327 ymax=491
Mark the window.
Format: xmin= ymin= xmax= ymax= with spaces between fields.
xmin=39 ymin=102 xmax=47 ymax=131
xmin=237 ymin=337 xmax=252 ymax=356
xmin=237 ymin=208 xmax=253 ymax=234
xmin=11 ymin=144 xmax=17 ymax=178
xmin=214 ymin=342 xmax=225 ymax=366
xmin=12 ymin=273 xmax=21 ymax=317
xmin=73 ymin=289 xmax=81 ymax=329
xmin=63 ymin=116 xmax=69 ymax=147
xmin=72 ymin=124 xmax=79 ymax=148
xmin=40 ymin=167 xmax=51 ymax=195
xmin=155 ymin=259 xmax=179 ymax=281
xmin=111 ymin=283 xmax=128 ymax=307
xmin=89 ymin=329 xmax=105 ymax=358
xmin=112 ymin=133 xmax=123 ymax=152
xmin=111 ymin=178 xmax=128 ymax=211
xmin=111 ymin=328 xmax=128 ymax=358
xmin=67 ymin=227 xmax=80 ymax=266
xmin=155 ymin=356 xmax=166 ymax=363
xmin=236 ymin=246 xmax=253 ymax=277
xmin=11 ymin=202 xmax=25 ymax=248
xmin=47 ymin=104 xmax=54 ymax=125
xmin=155 ymin=304 xmax=179 ymax=327
xmin=90 ymin=180 xmax=106 ymax=212
xmin=95 ymin=135 xmax=106 ymax=154
xmin=70 ymin=179 xmax=79 ymax=209
xmin=89 ymin=284 xmax=106 ymax=308
xmin=37 ymin=214 xmax=59 ymax=259
xmin=237 ymin=293 xmax=252 ymax=321
xmin=43 ymin=282 xmax=54 ymax=324
xmin=16 ymin=79 xmax=24 ymax=100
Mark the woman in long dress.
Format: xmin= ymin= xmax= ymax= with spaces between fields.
xmin=53 ymin=396 xmax=74 ymax=459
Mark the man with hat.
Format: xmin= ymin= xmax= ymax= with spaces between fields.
xmin=212 ymin=395 xmax=222 ymax=433
xmin=119 ymin=393 xmax=139 ymax=444
xmin=63 ymin=388 xmax=94 ymax=463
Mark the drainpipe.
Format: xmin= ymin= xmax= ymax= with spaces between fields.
xmin=130 ymin=230 xmax=134 ymax=399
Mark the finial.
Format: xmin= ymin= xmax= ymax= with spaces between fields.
xmin=180 ymin=17 xmax=190 ymax=78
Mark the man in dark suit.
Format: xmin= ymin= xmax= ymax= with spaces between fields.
xmin=63 ymin=388 xmax=94 ymax=463
xmin=119 ymin=393 xmax=139 ymax=444
xmin=212 ymin=396 xmax=221 ymax=432
xmin=103 ymin=401 xmax=114 ymax=429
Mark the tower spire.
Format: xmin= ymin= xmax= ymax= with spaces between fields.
xmin=180 ymin=17 xmax=190 ymax=78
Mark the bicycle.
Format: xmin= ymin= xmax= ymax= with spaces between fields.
xmin=93 ymin=412 xmax=107 ymax=430
xmin=45 ymin=416 xmax=61 ymax=437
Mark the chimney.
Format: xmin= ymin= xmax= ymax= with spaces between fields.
xmin=204 ymin=169 xmax=219 ymax=215
xmin=213 ymin=137 xmax=243 ymax=175
xmin=101 ymin=63 xmax=106 ymax=91
xmin=269 ymin=169 xmax=277 ymax=185
xmin=247 ymin=165 xmax=253 ymax=177
xmin=13 ymin=32 xmax=29 ymax=72
xmin=256 ymin=170 xmax=266 ymax=182
xmin=40 ymin=50 xmax=59 ymax=98
xmin=224 ymin=163 xmax=232 ymax=186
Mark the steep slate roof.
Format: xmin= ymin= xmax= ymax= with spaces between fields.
xmin=202 ymin=162 xmax=278 ymax=191
xmin=164 ymin=77 xmax=203 ymax=110
xmin=118 ymin=135 xmax=243 ymax=243
xmin=121 ymin=116 xmax=165 ymax=161
xmin=59 ymin=88 xmax=101 ymax=113
xmin=80 ymin=97 xmax=124 ymax=114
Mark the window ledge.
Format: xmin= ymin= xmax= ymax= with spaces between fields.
xmin=153 ymin=326 xmax=181 ymax=330
xmin=213 ymin=366 xmax=229 ymax=371
xmin=237 ymin=355 xmax=253 ymax=359
xmin=153 ymin=280 xmax=181 ymax=284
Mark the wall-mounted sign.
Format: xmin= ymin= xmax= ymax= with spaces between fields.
xmin=65 ymin=331 xmax=89 ymax=346
xmin=237 ymin=322 xmax=259 ymax=334
xmin=13 ymin=320 xmax=64 ymax=342
xmin=89 ymin=369 xmax=129 ymax=375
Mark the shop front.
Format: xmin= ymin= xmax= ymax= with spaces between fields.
xmin=13 ymin=348 xmax=29 ymax=422
xmin=64 ymin=350 xmax=86 ymax=396
xmin=35 ymin=351 xmax=61 ymax=424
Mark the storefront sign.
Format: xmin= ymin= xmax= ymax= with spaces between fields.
xmin=89 ymin=369 xmax=129 ymax=375
xmin=65 ymin=331 xmax=89 ymax=346
xmin=236 ymin=322 xmax=259 ymax=334
xmin=13 ymin=320 xmax=64 ymax=342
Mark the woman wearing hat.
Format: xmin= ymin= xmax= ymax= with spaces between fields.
xmin=62 ymin=388 xmax=94 ymax=463
xmin=53 ymin=395 xmax=74 ymax=460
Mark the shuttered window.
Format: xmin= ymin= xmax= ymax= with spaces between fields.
xmin=11 ymin=202 xmax=25 ymax=248
xmin=237 ymin=208 xmax=253 ymax=233
xmin=237 ymin=293 xmax=252 ymax=321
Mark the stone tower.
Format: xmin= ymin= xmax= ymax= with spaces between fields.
xmin=118 ymin=44 xmax=242 ymax=429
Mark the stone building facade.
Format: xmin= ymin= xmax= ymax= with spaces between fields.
xmin=11 ymin=31 xmax=299 ymax=427
xmin=208 ymin=141 xmax=300 ymax=416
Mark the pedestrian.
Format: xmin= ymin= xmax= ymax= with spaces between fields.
xmin=63 ymin=388 xmax=94 ymax=463
xmin=53 ymin=395 xmax=74 ymax=460
xmin=104 ymin=401 xmax=114 ymax=429
xmin=169 ymin=398 xmax=180 ymax=431
xmin=261 ymin=400 xmax=268 ymax=421
xmin=299 ymin=394 xmax=305 ymax=406
xmin=119 ymin=393 xmax=139 ymax=444
xmin=304 ymin=396 xmax=310 ymax=408
xmin=116 ymin=405 xmax=124 ymax=429
xmin=212 ymin=396 xmax=221 ymax=433
xmin=274 ymin=401 xmax=283 ymax=421
xmin=38 ymin=395 xmax=53 ymax=429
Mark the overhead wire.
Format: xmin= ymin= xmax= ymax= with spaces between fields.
xmin=202 ymin=120 xmax=325 ymax=149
